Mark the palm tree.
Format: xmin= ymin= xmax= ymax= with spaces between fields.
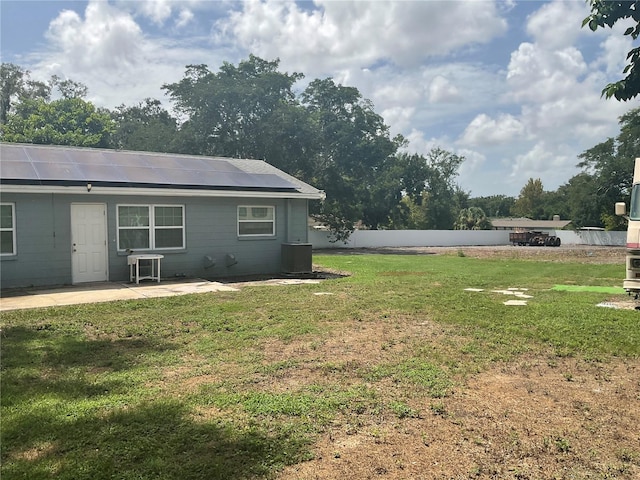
xmin=454 ymin=207 xmax=492 ymax=230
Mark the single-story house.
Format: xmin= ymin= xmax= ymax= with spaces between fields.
xmin=490 ymin=216 xmax=572 ymax=232
xmin=0 ymin=143 xmax=325 ymax=289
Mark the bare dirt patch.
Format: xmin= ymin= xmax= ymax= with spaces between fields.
xmin=277 ymin=354 xmax=640 ymax=480
xmin=274 ymin=246 xmax=640 ymax=479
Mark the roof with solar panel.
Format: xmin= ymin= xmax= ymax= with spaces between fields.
xmin=0 ymin=143 xmax=323 ymax=198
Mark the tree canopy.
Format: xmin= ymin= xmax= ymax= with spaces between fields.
xmin=573 ymin=106 xmax=640 ymax=228
xmin=111 ymin=99 xmax=179 ymax=153
xmin=301 ymin=78 xmax=404 ymax=237
xmin=161 ymin=58 xmax=468 ymax=239
xmin=512 ymin=178 xmax=546 ymax=219
xmin=583 ymin=0 xmax=640 ymax=100
xmin=162 ymin=56 xmax=303 ymax=160
xmin=0 ymin=63 xmax=50 ymax=124
xmin=454 ymin=207 xmax=492 ymax=230
xmin=1 ymin=66 xmax=114 ymax=147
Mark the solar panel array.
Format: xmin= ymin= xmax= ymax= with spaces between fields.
xmin=0 ymin=143 xmax=298 ymax=191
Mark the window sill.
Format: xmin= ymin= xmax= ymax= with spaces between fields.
xmin=117 ymin=249 xmax=187 ymax=257
xmin=237 ymin=236 xmax=277 ymax=241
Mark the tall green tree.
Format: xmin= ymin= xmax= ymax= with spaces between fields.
xmin=164 ymin=56 xmax=411 ymax=240
xmin=301 ymin=78 xmax=402 ymax=237
xmin=512 ymin=178 xmax=546 ymax=219
xmin=555 ymin=173 xmax=605 ymax=228
xmin=578 ymin=108 xmax=640 ymax=195
xmin=162 ymin=56 xmax=303 ymax=160
xmin=49 ymin=75 xmax=88 ymax=99
xmin=0 ymin=63 xmax=26 ymax=124
xmin=2 ymin=97 xmax=114 ymax=147
xmin=251 ymin=101 xmax=319 ymax=180
xmin=540 ymin=189 xmax=571 ymax=222
xmin=572 ymin=107 xmax=640 ymax=229
xmin=395 ymin=152 xmax=431 ymax=200
xmin=583 ymin=0 xmax=640 ymax=100
xmin=419 ymin=148 xmax=466 ymax=229
xmin=111 ymin=98 xmax=179 ymax=152
xmin=392 ymin=148 xmax=466 ymax=230
xmin=399 ymin=193 xmax=428 ymax=229
xmin=0 ymin=66 xmax=108 ymax=146
xmin=468 ymin=195 xmax=515 ymax=218
xmin=0 ymin=63 xmax=50 ymax=125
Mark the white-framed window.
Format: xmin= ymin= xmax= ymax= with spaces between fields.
xmin=117 ymin=204 xmax=185 ymax=251
xmin=0 ymin=203 xmax=16 ymax=256
xmin=238 ymin=205 xmax=275 ymax=237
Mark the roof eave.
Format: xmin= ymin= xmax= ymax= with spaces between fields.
xmin=0 ymin=183 xmax=325 ymax=200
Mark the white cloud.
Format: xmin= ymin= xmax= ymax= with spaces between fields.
xmin=428 ymin=76 xmax=461 ymax=104
xmin=403 ymin=129 xmax=447 ymax=156
xmin=455 ymin=148 xmax=489 ymax=195
xmin=220 ymin=0 xmax=507 ymax=76
xmin=596 ymin=26 xmax=635 ymax=77
xmin=506 ymin=43 xmax=588 ymax=103
xmin=511 ymin=142 xmax=554 ymax=176
xmin=137 ymin=0 xmax=173 ymax=24
xmin=455 ymin=147 xmax=486 ymax=176
xmin=45 ymin=1 xmax=144 ymax=71
xmin=175 ymin=8 xmax=195 ymax=29
xmin=526 ymin=0 xmax=589 ymax=49
xmin=31 ymin=0 xmax=225 ymax=108
xmin=508 ymin=141 xmax=578 ymax=191
xmin=373 ymin=76 xmax=424 ymax=106
xmin=119 ymin=0 xmax=207 ymax=26
xmin=459 ymin=113 xmax=525 ymax=147
xmin=381 ymin=106 xmax=416 ymax=134
xmin=400 ymin=131 xmax=490 ymax=196
xmin=340 ymin=61 xmax=505 ymax=146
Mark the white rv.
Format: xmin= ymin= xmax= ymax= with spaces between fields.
xmin=615 ymin=158 xmax=640 ymax=297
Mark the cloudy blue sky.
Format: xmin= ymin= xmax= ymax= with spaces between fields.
xmin=1 ymin=0 xmax=639 ymax=197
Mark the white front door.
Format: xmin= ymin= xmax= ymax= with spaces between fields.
xmin=71 ymin=203 xmax=108 ymax=284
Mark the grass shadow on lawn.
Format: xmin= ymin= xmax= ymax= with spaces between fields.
xmin=4 ymin=399 xmax=308 ymax=480
xmin=1 ymin=325 xmax=175 ymax=405
xmin=1 ymin=325 xmax=308 ymax=480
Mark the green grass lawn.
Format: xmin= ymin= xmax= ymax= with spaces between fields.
xmin=1 ymin=254 xmax=638 ymax=479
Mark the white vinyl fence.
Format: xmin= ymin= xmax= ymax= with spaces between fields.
xmin=309 ymin=229 xmax=626 ymax=249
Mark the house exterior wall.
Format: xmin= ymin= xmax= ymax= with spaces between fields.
xmin=284 ymin=200 xmax=309 ymax=244
xmin=1 ymin=193 xmax=72 ymax=287
xmin=0 ymin=192 xmax=310 ymax=289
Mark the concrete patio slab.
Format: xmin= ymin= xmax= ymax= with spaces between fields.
xmin=0 ymin=279 xmax=240 ymax=311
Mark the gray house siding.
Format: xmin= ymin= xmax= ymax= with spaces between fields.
xmin=1 ymin=192 xmax=310 ymax=289
xmin=285 ymin=200 xmax=310 ymax=244
xmin=1 ymin=193 xmax=72 ymax=287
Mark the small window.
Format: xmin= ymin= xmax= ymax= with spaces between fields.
xmin=117 ymin=204 xmax=185 ymax=250
xmin=154 ymin=206 xmax=184 ymax=248
xmin=238 ymin=206 xmax=275 ymax=236
xmin=118 ymin=206 xmax=150 ymax=250
xmin=0 ymin=203 xmax=16 ymax=255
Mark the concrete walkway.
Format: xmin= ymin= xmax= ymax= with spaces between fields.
xmin=0 ymin=277 xmax=324 ymax=312
xmin=0 ymin=279 xmax=240 ymax=311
